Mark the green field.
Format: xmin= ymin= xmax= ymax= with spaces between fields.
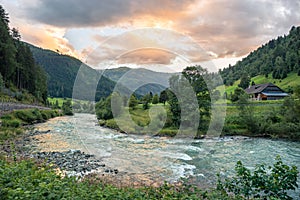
xmin=216 ymin=72 xmax=300 ymax=97
xmin=251 ymin=73 xmax=300 ymax=91
xmin=47 ymin=97 xmax=70 ymax=107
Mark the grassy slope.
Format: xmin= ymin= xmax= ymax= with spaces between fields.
xmin=251 ymin=73 xmax=300 ymax=91
xmin=217 ymin=72 xmax=300 ymax=96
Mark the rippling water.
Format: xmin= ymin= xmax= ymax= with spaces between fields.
xmin=35 ymin=113 xmax=300 ymax=193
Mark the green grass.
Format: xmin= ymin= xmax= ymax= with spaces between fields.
xmin=0 ymin=159 xmax=232 ymax=200
xmin=216 ymin=72 xmax=300 ymax=96
xmin=0 ymin=109 xmax=61 ymax=142
xmin=129 ymin=104 xmax=151 ymax=126
xmin=48 ymin=97 xmax=70 ymax=107
xmin=101 ymin=101 xmax=286 ymax=137
xmin=251 ymin=72 xmax=300 ymax=91
xmin=101 ymin=104 xmax=177 ymax=136
xmin=225 ymin=80 xmax=240 ymax=95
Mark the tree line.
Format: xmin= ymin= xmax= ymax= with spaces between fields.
xmin=0 ymin=5 xmax=47 ymax=103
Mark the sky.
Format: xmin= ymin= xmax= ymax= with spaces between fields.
xmin=1 ymin=0 xmax=300 ymax=72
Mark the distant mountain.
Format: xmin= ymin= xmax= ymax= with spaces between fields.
xmin=220 ymin=26 xmax=300 ymax=86
xmin=100 ymin=67 xmax=175 ymax=96
xmin=27 ymin=43 xmax=117 ymax=101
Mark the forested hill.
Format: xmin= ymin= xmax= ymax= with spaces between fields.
xmin=0 ymin=5 xmax=47 ymax=103
xmin=220 ymin=26 xmax=300 ymax=86
xmin=28 ymin=44 xmax=116 ymax=101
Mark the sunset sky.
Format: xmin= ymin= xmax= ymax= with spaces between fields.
xmin=1 ymin=0 xmax=300 ymax=72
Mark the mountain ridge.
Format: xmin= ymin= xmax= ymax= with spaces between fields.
xmin=26 ymin=43 xmax=116 ymax=101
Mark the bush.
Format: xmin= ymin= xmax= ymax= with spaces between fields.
xmin=13 ymin=109 xmax=38 ymax=124
xmin=105 ymin=119 xmax=119 ymax=130
xmin=62 ymin=100 xmax=73 ymax=116
xmin=32 ymin=109 xmax=42 ymax=121
xmin=1 ymin=119 xmax=21 ymax=128
xmin=217 ymin=155 xmax=299 ymax=199
xmin=40 ymin=110 xmax=51 ymax=120
xmin=157 ymin=129 xmax=178 ymax=137
xmin=1 ymin=114 xmax=13 ymax=120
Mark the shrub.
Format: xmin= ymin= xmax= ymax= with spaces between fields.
xmin=157 ymin=129 xmax=177 ymax=137
xmin=32 ymin=109 xmax=42 ymax=121
xmin=1 ymin=114 xmax=13 ymax=120
xmin=105 ymin=119 xmax=119 ymax=130
xmin=13 ymin=109 xmax=37 ymax=124
xmin=62 ymin=100 xmax=73 ymax=116
xmin=40 ymin=110 xmax=51 ymax=120
xmin=1 ymin=119 xmax=21 ymax=128
xmin=217 ymin=155 xmax=299 ymax=199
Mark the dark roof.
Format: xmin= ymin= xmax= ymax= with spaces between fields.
xmin=245 ymin=83 xmax=276 ymax=94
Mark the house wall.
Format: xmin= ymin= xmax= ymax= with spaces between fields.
xmin=266 ymin=96 xmax=285 ymax=100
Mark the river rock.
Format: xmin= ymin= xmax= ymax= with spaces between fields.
xmin=32 ymin=149 xmax=110 ymax=177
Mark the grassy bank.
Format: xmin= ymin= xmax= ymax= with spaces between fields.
xmin=99 ymin=100 xmax=300 ymax=140
xmin=99 ymin=103 xmax=178 ymax=137
xmin=0 ymin=109 xmax=61 ymax=142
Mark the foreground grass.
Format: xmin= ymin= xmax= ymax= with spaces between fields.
xmin=1 ymin=155 xmax=298 ymax=200
xmin=0 ymin=159 xmax=232 ymax=200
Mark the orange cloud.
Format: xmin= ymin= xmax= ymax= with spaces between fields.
xmin=18 ymin=24 xmax=83 ymax=58
xmin=117 ymin=48 xmax=176 ymax=65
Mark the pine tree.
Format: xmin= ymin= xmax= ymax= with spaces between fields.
xmin=0 ymin=5 xmax=17 ymax=83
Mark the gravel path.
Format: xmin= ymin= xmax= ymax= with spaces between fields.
xmin=0 ymin=102 xmax=50 ymax=116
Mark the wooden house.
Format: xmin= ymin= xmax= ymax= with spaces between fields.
xmin=244 ymin=83 xmax=289 ymax=100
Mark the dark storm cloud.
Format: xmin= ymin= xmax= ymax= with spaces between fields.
xmin=26 ymin=0 xmax=195 ymax=27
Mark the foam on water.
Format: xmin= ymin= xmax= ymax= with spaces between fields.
xmin=159 ymin=151 xmax=193 ymax=161
xmin=167 ymin=163 xmax=196 ymax=181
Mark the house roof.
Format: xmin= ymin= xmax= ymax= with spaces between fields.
xmin=244 ymin=83 xmax=276 ymax=94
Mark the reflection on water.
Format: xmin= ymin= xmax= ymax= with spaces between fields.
xmin=35 ymin=114 xmax=300 ymax=191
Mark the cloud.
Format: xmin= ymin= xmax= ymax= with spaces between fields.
xmin=18 ymin=25 xmax=78 ymax=56
xmin=2 ymin=0 xmax=300 ymax=69
xmin=26 ymin=0 xmax=195 ymax=28
xmin=85 ymin=28 xmax=214 ymax=69
xmin=117 ymin=48 xmax=176 ymax=65
xmin=175 ymin=0 xmax=300 ymax=58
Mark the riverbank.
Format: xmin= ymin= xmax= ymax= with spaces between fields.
xmin=98 ymin=102 xmax=300 ymax=141
xmin=1 ymin=113 xmax=299 ymax=199
xmin=0 ymin=112 xmax=121 ymax=180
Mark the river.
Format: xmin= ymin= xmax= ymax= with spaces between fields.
xmin=34 ymin=113 xmax=300 ymax=192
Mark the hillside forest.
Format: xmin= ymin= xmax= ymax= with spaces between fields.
xmin=0 ymin=5 xmax=47 ymax=103
xmin=220 ymin=26 xmax=300 ymax=88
